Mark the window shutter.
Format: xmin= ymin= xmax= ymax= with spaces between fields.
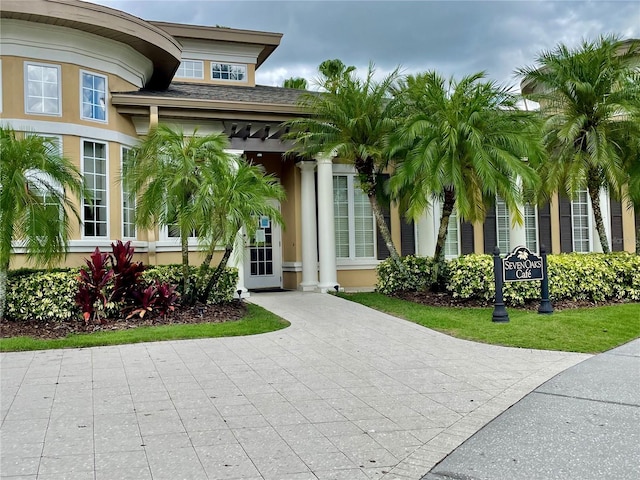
xmin=400 ymin=218 xmax=415 ymax=256
xmin=538 ymin=202 xmax=552 ymax=252
xmin=610 ymin=198 xmax=623 ymax=252
xmin=484 ymin=206 xmax=497 ymax=254
xmin=559 ymin=195 xmax=573 ymax=252
xmin=460 ymin=221 xmax=474 ymax=254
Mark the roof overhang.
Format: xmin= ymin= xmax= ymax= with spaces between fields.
xmin=0 ymin=0 xmax=181 ymax=89
xmin=149 ymin=21 xmax=282 ymax=69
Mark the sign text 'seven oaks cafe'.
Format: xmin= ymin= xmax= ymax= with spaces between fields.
xmin=503 ymin=247 xmax=544 ymax=282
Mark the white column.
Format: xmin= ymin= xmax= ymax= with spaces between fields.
xmin=224 ymin=149 xmax=248 ymax=298
xmin=297 ymin=161 xmax=318 ymax=291
xmin=416 ymin=201 xmax=438 ymax=257
xmin=231 ymin=229 xmax=249 ymax=298
xmin=316 ymin=154 xmax=338 ymax=292
xmin=510 ymin=177 xmax=527 ymax=251
xmin=509 ymin=206 xmax=527 ymax=250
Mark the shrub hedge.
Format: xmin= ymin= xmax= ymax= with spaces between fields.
xmin=377 ymin=253 xmax=640 ymax=306
xmin=5 ymin=264 xmax=238 ymax=322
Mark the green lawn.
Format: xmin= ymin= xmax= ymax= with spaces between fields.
xmin=0 ymin=303 xmax=289 ymax=352
xmin=339 ymin=292 xmax=640 ymax=354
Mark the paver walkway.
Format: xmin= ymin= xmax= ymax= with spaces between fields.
xmin=1 ymin=292 xmax=588 ymax=480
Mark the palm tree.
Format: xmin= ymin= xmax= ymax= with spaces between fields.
xmin=123 ymin=124 xmax=231 ymax=300
xmin=197 ymin=156 xmax=285 ymax=301
xmin=389 ymin=71 xmax=543 ymax=267
xmin=283 ymin=77 xmax=308 ymax=90
xmin=517 ymin=36 xmax=640 ymax=253
xmin=0 ymin=126 xmax=84 ymax=320
xmin=286 ymin=62 xmax=404 ymax=266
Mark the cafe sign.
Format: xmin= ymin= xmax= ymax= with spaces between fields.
xmin=503 ymin=246 xmax=543 ymax=282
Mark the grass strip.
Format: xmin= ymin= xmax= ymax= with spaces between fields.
xmin=339 ymin=292 xmax=640 ymax=354
xmin=0 ymin=303 xmax=289 ymax=352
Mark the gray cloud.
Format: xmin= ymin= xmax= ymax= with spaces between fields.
xmin=92 ymin=0 xmax=640 ymax=88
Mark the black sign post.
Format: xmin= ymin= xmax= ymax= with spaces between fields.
xmin=493 ymin=245 xmax=554 ymax=322
xmin=492 ymin=247 xmax=509 ymax=323
xmin=538 ymin=245 xmax=553 ymax=314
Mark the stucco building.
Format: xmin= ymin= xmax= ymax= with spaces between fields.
xmin=1 ymin=0 xmax=636 ymax=295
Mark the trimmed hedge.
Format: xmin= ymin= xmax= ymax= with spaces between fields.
xmin=378 ymin=253 xmax=640 ymax=306
xmin=5 ymin=265 xmax=238 ymax=322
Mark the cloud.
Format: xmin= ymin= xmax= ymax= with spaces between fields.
xmin=90 ymin=0 xmax=640 ymax=87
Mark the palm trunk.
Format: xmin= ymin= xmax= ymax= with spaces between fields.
xmin=368 ymin=193 xmax=402 ymax=267
xmin=433 ymin=188 xmax=455 ymax=264
xmin=587 ymin=184 xmax=610 ymax=253
xmin=201 ymin=245 xmax=234 ymax=302
xmin=180 ymin=232 xmax=191 ymax=303
xmin=432 ymin=188 xmax=455 ymax=290
xmin=0 ymin=266 xmax=8 ymax=322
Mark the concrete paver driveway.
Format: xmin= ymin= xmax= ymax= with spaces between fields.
xmin=1 ymin=292 xmax=588 ymax=479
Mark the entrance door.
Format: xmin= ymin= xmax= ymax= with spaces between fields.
xmin=244 ymin=212 xmax=282 ymax=290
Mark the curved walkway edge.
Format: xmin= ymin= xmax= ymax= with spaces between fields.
xmin=1 ymin=291 xmax=589 ymax=480
xmin=421 ymin=338 xmax=640 ymax=480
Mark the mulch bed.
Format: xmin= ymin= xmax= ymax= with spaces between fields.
xmin=1 ymin=302 xmax=246 ymax=340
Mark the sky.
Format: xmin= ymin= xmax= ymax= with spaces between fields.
xmin=89 ymin=0 xmax=640 ymax=91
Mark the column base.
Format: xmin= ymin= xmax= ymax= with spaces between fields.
xmin=316 ymin=283 xmax=341 ymax=294
xmin=235 ymin=287 xmax=250 ymax=299
xmin=298 ymin=282 xmax=318 ymax=292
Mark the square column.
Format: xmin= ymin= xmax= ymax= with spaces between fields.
xmin=316 ymin=154 xmax=338 ymax=292
xmin=297 ymin=161 xmax=318 ymax=291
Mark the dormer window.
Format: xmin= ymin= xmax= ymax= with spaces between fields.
xmin=176 ymin=60 xmax=204 ymax=79
xmin=211 ymin=63 xmax=246 ymax=82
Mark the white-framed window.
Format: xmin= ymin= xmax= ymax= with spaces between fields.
xmin=524 ymin=204 xmax=538 ymax=253
xmin=81 ymin=71 xmax=107 ymax=122
xmin=25 ymin=62 xmax=61 ymax=116
xmin=333 ymin=175 xmax=375 ymax=259
xmin=496 ymin=197 xmax=511 ymax=254
xmin=82 ymin=140 xmax=108 ymax=238
xmin=121 ymin=147 xmax=136 ymax=239
xmin=211 ymin=63 xmax=247 ymax=82
xmin=25 ymin=135 xmax=64 ymax=229
xmin=443 ymin=207 xmax=460 ymax=258
xmin=176 ymin=60 xmax=204 ymax=79
xmin=571 ymin=189 xmax=591 ymax=252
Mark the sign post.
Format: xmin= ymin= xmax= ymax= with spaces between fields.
xmin=493 ymin=245 xmax=553 ymax=322
xmin=492 ymin=247 xmax=509 ymax=323
xmin=538 ymin=245 xmax=553 ymax=314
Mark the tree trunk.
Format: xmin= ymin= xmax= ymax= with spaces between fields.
xmin=433 ymin=188 xmax=456 ymax=265
xmin=181 ymin=232 xmax=191 ymax=303
xmin=201 ymin=245 xmax=234 ymax=302
xmin=0 ymin=266 xmax=8 ymax=322
xmin=587 ymin=181 xmax=610 ymax=253
xmin=432 ymin=188 xmax=455 ymax=290
xmin=368 ymin=193 xmax=402 ymax=267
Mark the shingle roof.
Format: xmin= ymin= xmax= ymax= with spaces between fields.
xmin=114 ymin=82 xmax=309 ymax=105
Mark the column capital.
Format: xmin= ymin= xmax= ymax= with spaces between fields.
xmin=316 ymin=154 xmax=334 ymax=165
xmin=296 ymin=160 xmax=317 ymax=171
xmin=224 ymin=149 xmax=245 ymax=157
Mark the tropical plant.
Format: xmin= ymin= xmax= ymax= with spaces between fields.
xmin=317 ymin=59 xmax=356 ymax=93
xmin=110 ymin=240 xmax=145 ymax=304
xmin=0 ymin=126 xmax=85 ymax=321
xmin=197 ymin=157 xmax=284 ymax=301
xmin=286 ymin=61 xmax=404 ymax=266
xmin=75 ymin=248 xmax=114 ymax=324
xmin=123 ymin=124 xmax=231 ymax=301
xmin=517 ymin=35 xmax=640 ymax=253
xmin=283 ymin=77 xmax=308 ymax=90
xmin=389 ymin=72 xmax=543 ymax=271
